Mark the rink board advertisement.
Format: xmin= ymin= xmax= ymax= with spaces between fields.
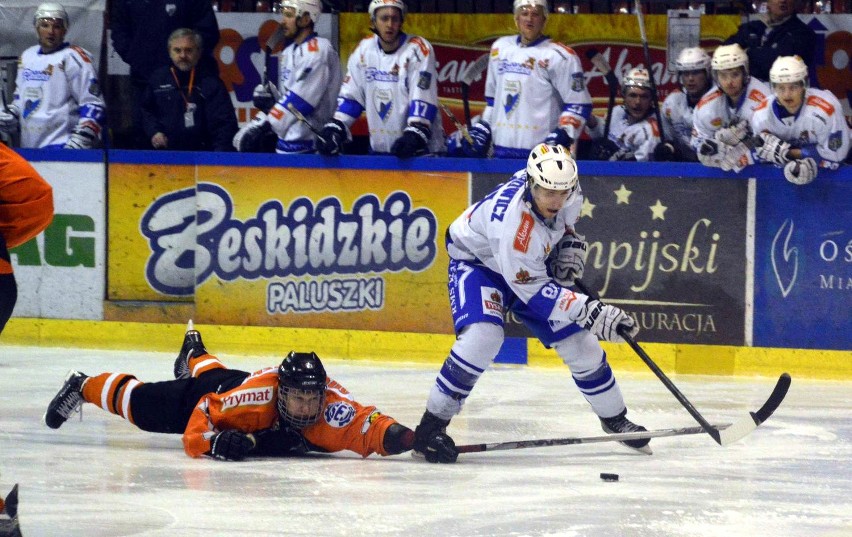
xmin=472 ymin=172 xmax=749 ymax=346
xmin=107 ymin=162 xmax=466 ymax=333
xmin=753 ymin=178 xmax=852 ymax=351
xmin=11 ymin=161 xmax=105 ymax=320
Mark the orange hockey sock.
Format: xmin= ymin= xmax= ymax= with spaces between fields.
xmin=82 ymin=373 xmax=143 ymax=424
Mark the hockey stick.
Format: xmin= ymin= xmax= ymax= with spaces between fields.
xmin=262 ymin=24 xmax=286 ymax=87
xmin=440 ymin=103 xmax=474 ymax=144
xmin=457 ymin=422 xmax=732 ymax=454
xmin=633 ymin=0 xmax=666 ymax=141
xmin=459 ymin=53 xmax=489 ymax=128
xmin=585 ymin=48 xmax=618 ymax=140
xmin=285 ymin=102 xmax=329 ymax=146
xmin=574 ymin=278 xmax=791 ymax=446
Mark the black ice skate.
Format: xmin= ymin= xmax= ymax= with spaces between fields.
xmin=174 ymin=319 xmax=207 ymax=379
xmin=44 ymin=370 xmax=89 ymax=429
xmin=0 ymin=483 xmax=22 ymax=537
xmin=600 ymin=409 xmax=653 ymax=455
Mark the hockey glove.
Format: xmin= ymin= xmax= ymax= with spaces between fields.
xmin=252 ymin=82 xmax=281 ymax=114
xmin=413 ymin=410 xmax=458 ymax=464
xmin=652 ymin=142 xmax=678 ymax=162
xmin=549 ymin=233 xmax=588 ymax=286
xmin=423 ymin=433 xmax=458 ymax=464
xmin=0 ymin=106 xmax=19 ymax=133
xmin=233 ymin=112 xmax=272 ymax=152
xmin=461 ymin=121 xmax=491 ymax=157
xmin=64 ymin=121 xmax=100 ymax=150
xmin=391 ymin=122 xmax=431 ymax=158
xmin=543 ymin=127 xmax=574 ymax=150
xmin=209 ymin=430 xmax=256 ymax=461
xmin=755 ymin=132 xmax=792 ymax=166
xmin=576 ymin=299 xmax=638 ymax=343
xmin=720 ymin=142 xmax=754 ymax=173
xmin=783 ymin=158 xmax=818 ymax=185
xmin=714 ymin=119 xmax=750 ymax=146
xmin=591 ymin=139 xmax=621 ymax=161
xmin=316 ymin=119 xmax=347 ymax=156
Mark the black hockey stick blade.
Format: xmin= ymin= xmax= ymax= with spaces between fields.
xmin=457 ymin=422 xmax=733 ymax=454
xmin=715 ymin=373 xmax=791 ymax=446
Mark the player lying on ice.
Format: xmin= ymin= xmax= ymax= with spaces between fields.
xmin=412 ymin=143 xmax=649 ymax=464
xmin=44 ymin=327 xmax=458 ymax=463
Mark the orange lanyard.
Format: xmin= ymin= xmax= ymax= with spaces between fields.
xmin=170 ymin=67 xmax=195 ymax=110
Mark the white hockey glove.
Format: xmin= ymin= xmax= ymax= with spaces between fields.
xmin=783 ymin=158 xmax=818 ymax=185
xmin=549 ymin=234 xmax=588 ymax=286
xmin=64 ymin=121 xmax=100 ymax=149
xmin=0 ymin=106 xmax=20 ymax=133
xmin=714 ymin=120 xmax=749 ymax=146
xmin=233 ymin=112 xmax=272 ymax=152
xmin=720 ymin=142 xmax=754 ymax=173
xmin=755 ymin=132 xmax=792 ymax=166
xmin=252 ymin=82 xmax=281 ymax=114
xmin=697 ymin=139 xmax=725 ymax=168
xmin=576 ymin=298 xmax=638 ymax=343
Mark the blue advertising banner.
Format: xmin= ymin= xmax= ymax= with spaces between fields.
xmin=753 ymin=177 xmax=852 ymax=350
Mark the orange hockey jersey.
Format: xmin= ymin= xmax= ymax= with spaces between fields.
xmin=0 ymin=144 xmax=54 ymax=251
xmin=182 ymin=366 xmax=398 ymax=459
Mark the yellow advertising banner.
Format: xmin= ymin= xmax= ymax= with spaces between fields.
xmin=192 ymin=167 xmax=465 ymax=333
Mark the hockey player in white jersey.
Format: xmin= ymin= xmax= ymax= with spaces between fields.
xmin=233 ymin=0 xmax=341 ymax=154
xmin=411 ymin=144 xmax=646 ymax=464
xmin=0 ymin=3 xmax=105 ymax=149
xmin=585 ymin=67 xmax=661 ymax=161
xmin=655 ymin=47 xmax=713 ymax=162
xmin=692 ymin=44 xmax=770 ymax=173
xmin=749 ymin=56 xmax=849 ymax=185
xmin=459 ymin=0 xmax=592 ymax=159
xmin=316 ymin=0 xmax=443 ymax=157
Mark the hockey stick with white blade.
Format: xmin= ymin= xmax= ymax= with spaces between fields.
xmin=457 ymin=422 xmax=731 ymax=454
xmin=440 ymin=103 xmax=474 ymax=144
xmin=459 ymin=53 xmax=489 ymax=128
xmin=574 ymin=278 xmax=791 ymax=446
xmin=585 ymin=48 xmax=618 ymax=140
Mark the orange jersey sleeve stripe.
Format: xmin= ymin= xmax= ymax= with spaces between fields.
xmin=0 ymin=144 xmax=54 ymax=249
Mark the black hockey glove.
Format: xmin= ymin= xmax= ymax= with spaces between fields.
xmin=413 ymin=410 xmax=458 ymax=464
xmin=391 ymin=122 xmax=431 ymax=158
xmin=209 ymin=430 xmax=256 ymax=461
xmin=316 ymin=119 xmax=347 ymax=156
xmin=424 ymin=432 xmax=458 ymax=463
xmin=653 ymin=142 xmax=678 ymax=162
xmin=590 ymin=139 xmax=621 ymax=161
xmin=233 ymin=113 xmax=273 ymax=153
xmin=543 ymin=127 xmax=574 ymax=150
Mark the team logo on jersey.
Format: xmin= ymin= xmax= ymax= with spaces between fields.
xmin=361 ymin=411 xmax=383 ymax=434
xmin=537 ymin=59 xmax=549 ymax=69
xmin=503 ymin=80 xmax=521 ymax=116
xmin=828 ymin=130 xmax=843 ymax=151
xmin=324 ymin=401 xmax=356 ymax=428
xmin=220 ymin=386 xmax=273 ymax=411
xmin=571 ymin=72 xmax=585 ymax=92
xmin=22 ymin=87 xmax=43 ymax=118
xmin=480 ymin=287 xmax=503 ymax=317
xmin=165 ymin=3 xmax=177 ymax=16
xmin=417 ymin=71 xmax=432 ymax=90
xmin=374 ymin=89 xmax=393 ymax=122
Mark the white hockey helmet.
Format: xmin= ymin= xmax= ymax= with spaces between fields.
xmin=621 ymin=67 xmax=653 ymax=94
xmin=526 ymin=144 xmax=579 ymax=192
xmin=368 ymin=0 xmax=407 ymax=20
xmin=34 ymin=2 xmax=68 ymax=28
xmin=712 ymin=44 xmax=749 ymax=73
xmin=513 ymin=0 xmax=549 ymax=17
xmin=770 ymin=55 xmax=809 ymax=87
xmin=675 ymin=47 xmax=711 ymax=74
xmin=279 ymin=0 xmax=322 ymax=24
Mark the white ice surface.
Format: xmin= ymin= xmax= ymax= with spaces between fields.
xmin=0 ymin=345 xmax=850 ymax=537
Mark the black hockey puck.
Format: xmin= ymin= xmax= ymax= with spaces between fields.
xmin=600 ymin=473 xmax=619 ymax=482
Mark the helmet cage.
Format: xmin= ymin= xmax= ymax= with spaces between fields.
xmin=277 ymin=351 xmax=327 ymax=429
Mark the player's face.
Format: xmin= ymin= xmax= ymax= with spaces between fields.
xmin=716 ymin=68 xmax=745 ymax=99
xmin=623 ymin=87 xmax=652 ymax=120
xmin=284 ymin=389 xmax=323 ymax=421
xmin=767 ymin=0 xmax=795 ymax=23
xmin=373 ymin=7 xmax=402 ymax=48
xmin=281 ymin=7 xmax=300 ymax=38
xmin=679 ymin=69 xmax=710 ymax=98
xmin=36 ymin=18 xmax=67 ymax=53
xmin=772 ymin=82 xmax=806 ymax=114
xmin=515 ymin=6 xmax=546 ymax=44
xmin=531 ymin=184 xmax=572 ymax=219
xmin=169 ymin=36 xmax=201 ymax=72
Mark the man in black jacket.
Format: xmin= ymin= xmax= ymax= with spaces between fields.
xmin=141 ymin=28 xmax=237 ymax=151
xmin=724 ymin=0 xmax=817 ymax=85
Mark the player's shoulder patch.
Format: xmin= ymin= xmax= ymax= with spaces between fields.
xmin=513 ymin=212 xmax=535 ymax=253
xmin=307 ymin=37 xmax=319 ymax=52
xmin=806 ymin=95 xmax=835 ymax=116
xmin=417 ymin=70 xmax=432 ymax=90
xmin=828 ymin=130 xmax=843 ymax=151
xmin=323 ymin=401 xmax=356 ymax=428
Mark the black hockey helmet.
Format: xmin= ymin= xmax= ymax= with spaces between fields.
xmin=277 ymin=351 xmax=327 ymax=429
